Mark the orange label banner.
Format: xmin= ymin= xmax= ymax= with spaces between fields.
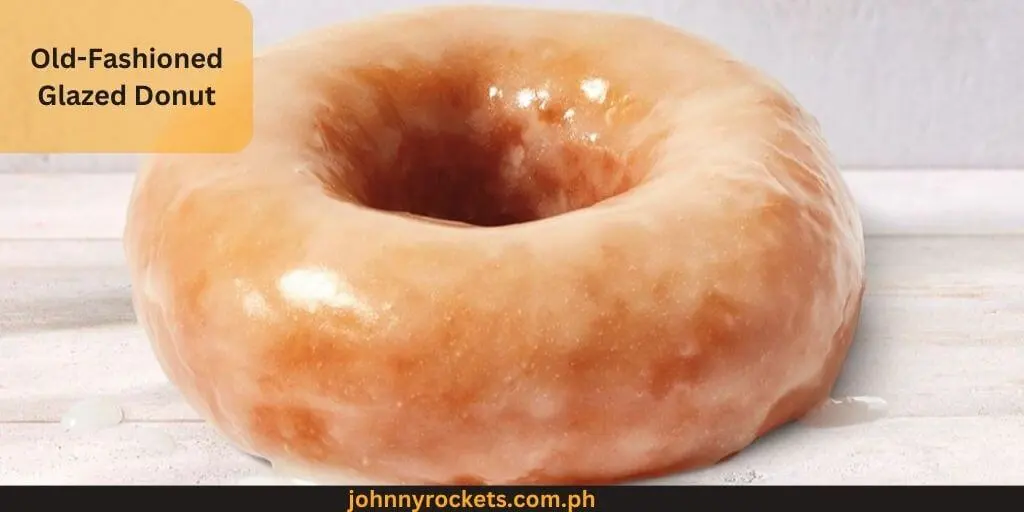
xmin=0 ymin=0 xmax=254 ymax=153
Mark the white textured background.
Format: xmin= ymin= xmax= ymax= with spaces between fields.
xmin=0 ymin=0 xmax=1021 ymax=173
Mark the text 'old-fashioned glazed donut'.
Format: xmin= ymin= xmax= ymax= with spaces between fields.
xmin=123 ymin=5 xmax=866 ymax=484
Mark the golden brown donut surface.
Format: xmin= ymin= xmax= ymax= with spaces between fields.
xmin=123 ymin=5 xmax=866 ymax=484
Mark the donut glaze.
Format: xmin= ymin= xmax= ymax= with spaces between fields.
xmin=123 ymin=6 xmax=866 ymax=484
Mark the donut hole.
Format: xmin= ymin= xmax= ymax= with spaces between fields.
xmin=314 ymin=59 xmax=655 ymax=227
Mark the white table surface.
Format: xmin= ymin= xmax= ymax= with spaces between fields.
xmin=1 ymin=172 xmax=1023 ymax=485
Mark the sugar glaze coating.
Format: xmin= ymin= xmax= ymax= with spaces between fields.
xmin=123 ymin=6 xmax=866 ymax=484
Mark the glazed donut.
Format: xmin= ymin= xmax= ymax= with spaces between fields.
xmin=123 ymin=6 xmax=865 ymax=484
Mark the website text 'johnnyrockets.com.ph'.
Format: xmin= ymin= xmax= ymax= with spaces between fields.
xmin=345 ymin=488 xmax=598 ymax=512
